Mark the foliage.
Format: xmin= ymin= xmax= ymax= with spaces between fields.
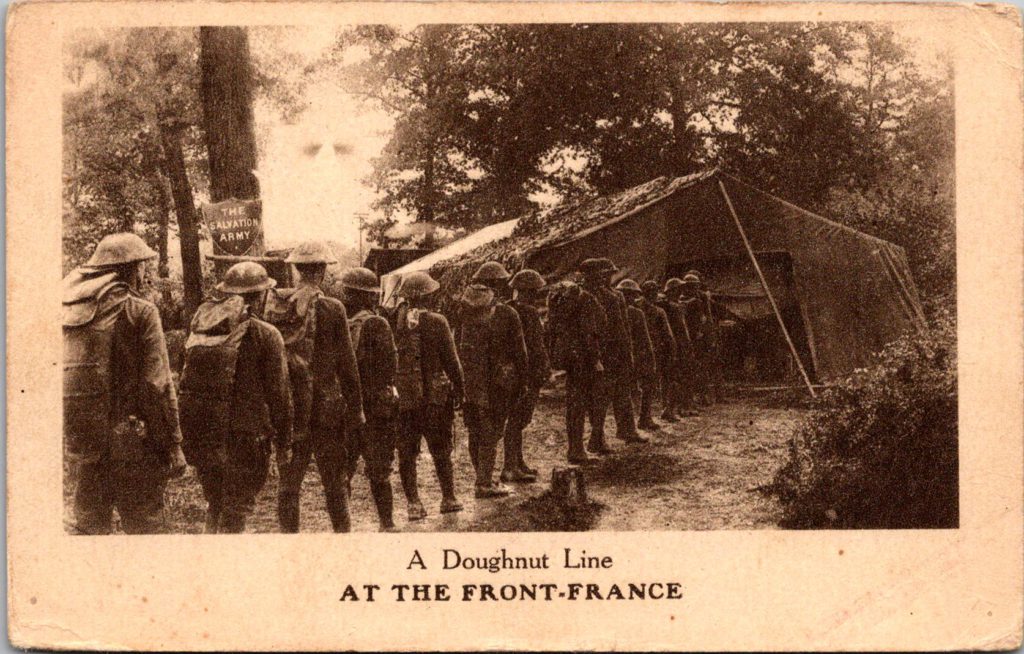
xmin=63 ymin=28 xmax=207 ymax=274
xmin=340 ymin=23 xmax=954 ymax=307
xmin=771 ymin=310 xmax=957 ymax=529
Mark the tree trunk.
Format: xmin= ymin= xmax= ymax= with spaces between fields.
xmin=198 ymin=27 xmax=260 ymax=202
xmin=418 ymin=142 xmax=436 ymax=223
xmin=154 ymin=177 xmax=170 ymax=278
xmin=160 ymin=124 xmax=203 ymax=318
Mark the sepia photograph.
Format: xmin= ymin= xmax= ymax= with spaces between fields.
xmin=8 ymin=1 xmax=1022 ymax=650
xmin=60 ymin=20 xmax=956 ymax=535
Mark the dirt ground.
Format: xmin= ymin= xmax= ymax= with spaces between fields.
xmin=65 ymin=386 xmax=807 ymax=533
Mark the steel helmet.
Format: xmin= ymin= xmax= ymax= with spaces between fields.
xmin=472 ymin=261 xmax=511 ymax=282
xmin=664 ymin=277 xmax=684 ymax=292
xmin=615 ymin=278 xmax=641 ymax=294
xmin=640 ymin=280 xmax=660 ymax=295
xmin=285 ymin=241 xmax=338 ymax=264
xmin=510 ymin=269 xmax=545 ymax=291
xmin=216 ymin=261 xmax=277 ymax=295
xmin=80 ymin=233 xmax=157 ymax=269
xmin=340 ymin=267 xmax=381 ymax=293
xmin=682 ymin=273 xmax=701 ymax=286
xmin=398 ymin=271 xmax=440 ymax=299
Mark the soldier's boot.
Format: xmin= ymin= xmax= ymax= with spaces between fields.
xmin=587 ymin=430 xmax=613 ymax=455
xmin=399 ymin=459 xmax=427 ymax=521
xmin=501 ymin=428 xmax=537 ymax=483
xmin=474 ymin=445 xmax=511 ymax=498
xmin=277 ymin=492 xmax=301 ymax=534
xmin=325 ymin=491 xmax=352 ymax=534
xmin=369 ymin=480 xmax=396 ymax=531
xmin=432 ymin=457 xmax=463 ymax=513
xmin=638 ymin=393 xmax=659 ymax=430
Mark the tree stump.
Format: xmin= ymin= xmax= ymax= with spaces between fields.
xmin=551 ymin=466 xmax=587 ymax=504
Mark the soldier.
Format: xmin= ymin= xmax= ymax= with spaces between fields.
xmin=180 ymin=261 xmax=292 ymax=533
xmin=63 ymin=233 xmax=187 ymax=534
xmin=579 ymin=258 xmax=645 ymax=451
xmin=270 ymin=242 xmax=364 ymax=534
xmin=392 ymin=271 xmax=465 ymax=519
xmin=504 ymin=269 xmax=551 ymax=481
xmin=616 ymin=279 xmax=659 ymax=432
xmin=684 ymin=270 xmax=724 ymax=404
xmin=340 ymin=267 xmax=400 ymax=532
xmin=546 ymin=280 xmax=602 ymax=464
xmin=640 ymin=280 xmax=678 ymax=425
xmin=662 ymin=277 xmax=699 ymax=417
xmin=457 ymin=262 xmax=529 ymax=497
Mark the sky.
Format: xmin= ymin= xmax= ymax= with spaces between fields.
xmin=252 ymin=27 xmax=392 ymax=252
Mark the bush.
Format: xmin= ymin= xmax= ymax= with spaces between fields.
xmin=771 ymin=310 xmax=957 ymax=529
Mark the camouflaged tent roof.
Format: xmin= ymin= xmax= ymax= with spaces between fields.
xmin=429 ymin=170 xmax=716 ymax=300
xmin=424 ymin=168 xmax=926 ymax=380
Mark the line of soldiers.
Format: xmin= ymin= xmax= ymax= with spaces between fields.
xmin=62 ymin=233 xmax=720 ymax=535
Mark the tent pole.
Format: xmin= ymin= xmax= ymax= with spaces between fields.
xmin=718 ymin=179 xmax=817 ymax=398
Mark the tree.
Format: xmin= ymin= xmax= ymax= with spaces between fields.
xmin=199 ymin=27 xmax=261 ymax=202
xmin=63 ymin=28 xmax=207 ymax=316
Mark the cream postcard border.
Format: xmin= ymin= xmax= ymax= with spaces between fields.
xmin=6 ymin=2 xmax=1023 ymax=650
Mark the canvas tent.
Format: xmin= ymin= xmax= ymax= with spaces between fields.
xmin=381 ymin=217 xmax=519 ymax=306
xmin=392 ymin=169 xmax=926 ymax=383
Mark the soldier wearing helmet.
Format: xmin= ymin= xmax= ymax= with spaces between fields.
xmin=180 ymin=261 xmax=293 ymax=533
xmin=503 ymin=269 xmax=551 ymax=482
xmin=390 ymin=270 xmax=465 ymax=520
xmin=458 ymin=261 xmax=529 ymax=497
xmin=639 ymin=280 xmax=678 ymax=425
xmin=269 ymin=241 xmax=363 ymax=533
xmin=62 ymin=233 xmax=187 ymax=534
xmin=579 ymin=258 xmax=644 ymax=451
xmin=660 ymin=276 xmax=699 ymax=417
xmin=340 ymin=267 xmax=400 ymax=532
xmin=681 ymin=270 xmax=723 ymax=405
xmin=616 ymin=279 xmax=658 ymax=433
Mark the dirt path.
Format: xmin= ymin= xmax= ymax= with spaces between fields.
xmin=68 ymin=391 xmax=806 ymax=533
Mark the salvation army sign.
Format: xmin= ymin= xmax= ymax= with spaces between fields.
xmin=203 ymin=198 xmax=263 ymax=256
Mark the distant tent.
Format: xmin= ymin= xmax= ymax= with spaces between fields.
xmin=403 ymin=169 xmax=927 ymax=383
xmin=381 ymin=218 xmax=519 ymax=306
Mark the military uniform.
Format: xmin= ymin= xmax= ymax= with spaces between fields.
xmin=457 ymin=284 xmax=529 ymax=494
xmin=181 ymin=271 xmax=293 ymax=534
xmin=637 ymin=287 xmax=677 ymax=419
xmin=696 ymin=289 xmax=724 ymax=402
xmin=63 ymin=260 xmax=183 ymax=534
xmin=625 ymin=301 xmax=658 ymax=429
xmin=505 ymin=295 xmax=550 ymax=476
xmin=587 ymin=282 xmax=638 ymax=448
xmin=345 ymin=307 xmax=399 ymax=530
xmin=275 ymin=286 xmax=364 ymax=533
xmin=547 ymin=281 xmax=605 ymax=462
xmin=393 ymin=297 xmax=465 ymax=517
xmin=658 ymin=285 xmax=697 ymax=415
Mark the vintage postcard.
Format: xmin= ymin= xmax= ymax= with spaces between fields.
xmin=6 ymin=0 xmax=1023 ymax=650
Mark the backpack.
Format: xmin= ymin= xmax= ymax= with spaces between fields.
xmin=546 ymin=282 xmax=582 ymax=372
xmin=62 ymin=275 xmax=125 ymax=463
xmin=348 ymin=309 xmax=373 ymax=352
xmin=179 ymin=296 xmax=249 ymax=462
xmin=392 ymin=304 xmax=425 ymax=411
xmin=457 ymin=304 xmax=496 ymax=407
xmin=264 ymin=287 xmax=321 ymax=438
